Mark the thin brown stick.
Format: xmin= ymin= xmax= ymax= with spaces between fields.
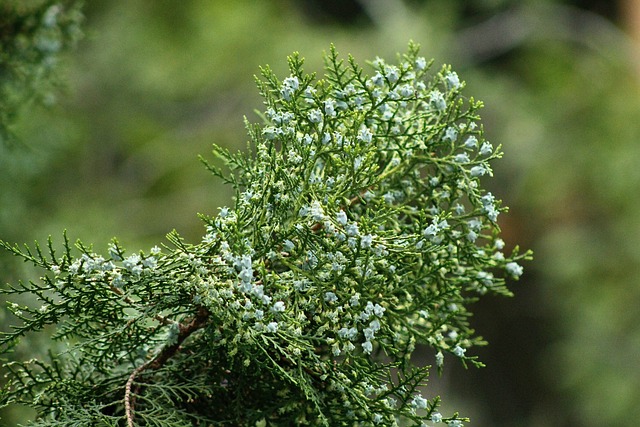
xmin=124 ymin=306 xmax=210 ymax=426
xmin=125 ymin=362 xmax=148 ymax=427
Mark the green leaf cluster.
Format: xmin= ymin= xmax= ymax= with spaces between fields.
xmin=1 ymin=43 xmax=529 ymax=426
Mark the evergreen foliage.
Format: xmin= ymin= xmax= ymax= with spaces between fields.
xmin=0 ymin=43 xmax=529 ymax=426
xmin=0 ymin=0 xmax=83 ymax=144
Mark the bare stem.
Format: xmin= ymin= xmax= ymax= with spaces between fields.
xmin=125 ymin=363 xmax=147 ymax=427
xmin=124 ymin=306 xmax=210 ymax=426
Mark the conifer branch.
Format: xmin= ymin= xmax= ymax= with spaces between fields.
xmin=1 ymin=43 xmax=530 ymax=426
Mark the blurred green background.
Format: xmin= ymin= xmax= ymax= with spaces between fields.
xmin=2 ymin=0 xmax=640 ymax=426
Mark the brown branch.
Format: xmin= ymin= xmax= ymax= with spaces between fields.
xmin=149 ymin=306 xmax=210 ymax=370
xmin=124 ymin=306 xmax=210 ymax=427
xmin=125 ymin=363 xmax=147 ymax=427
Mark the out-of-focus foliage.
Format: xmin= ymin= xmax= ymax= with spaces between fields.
xmin=449 ymin=4 xmax=640 ymax=425
xmin=0 ymin=0 xmax=83 ymax=144
xmin=1 ymin=0 xmax=639 ymax=426
xmin=503 ymin=38 xmax=640 ymax=427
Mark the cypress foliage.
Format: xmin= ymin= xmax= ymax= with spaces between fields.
xmin=1 ymin=43 xmax=529 ymax=426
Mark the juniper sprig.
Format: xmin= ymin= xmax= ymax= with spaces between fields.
xmin=1 ymin=42 xmax=530 ymax=426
